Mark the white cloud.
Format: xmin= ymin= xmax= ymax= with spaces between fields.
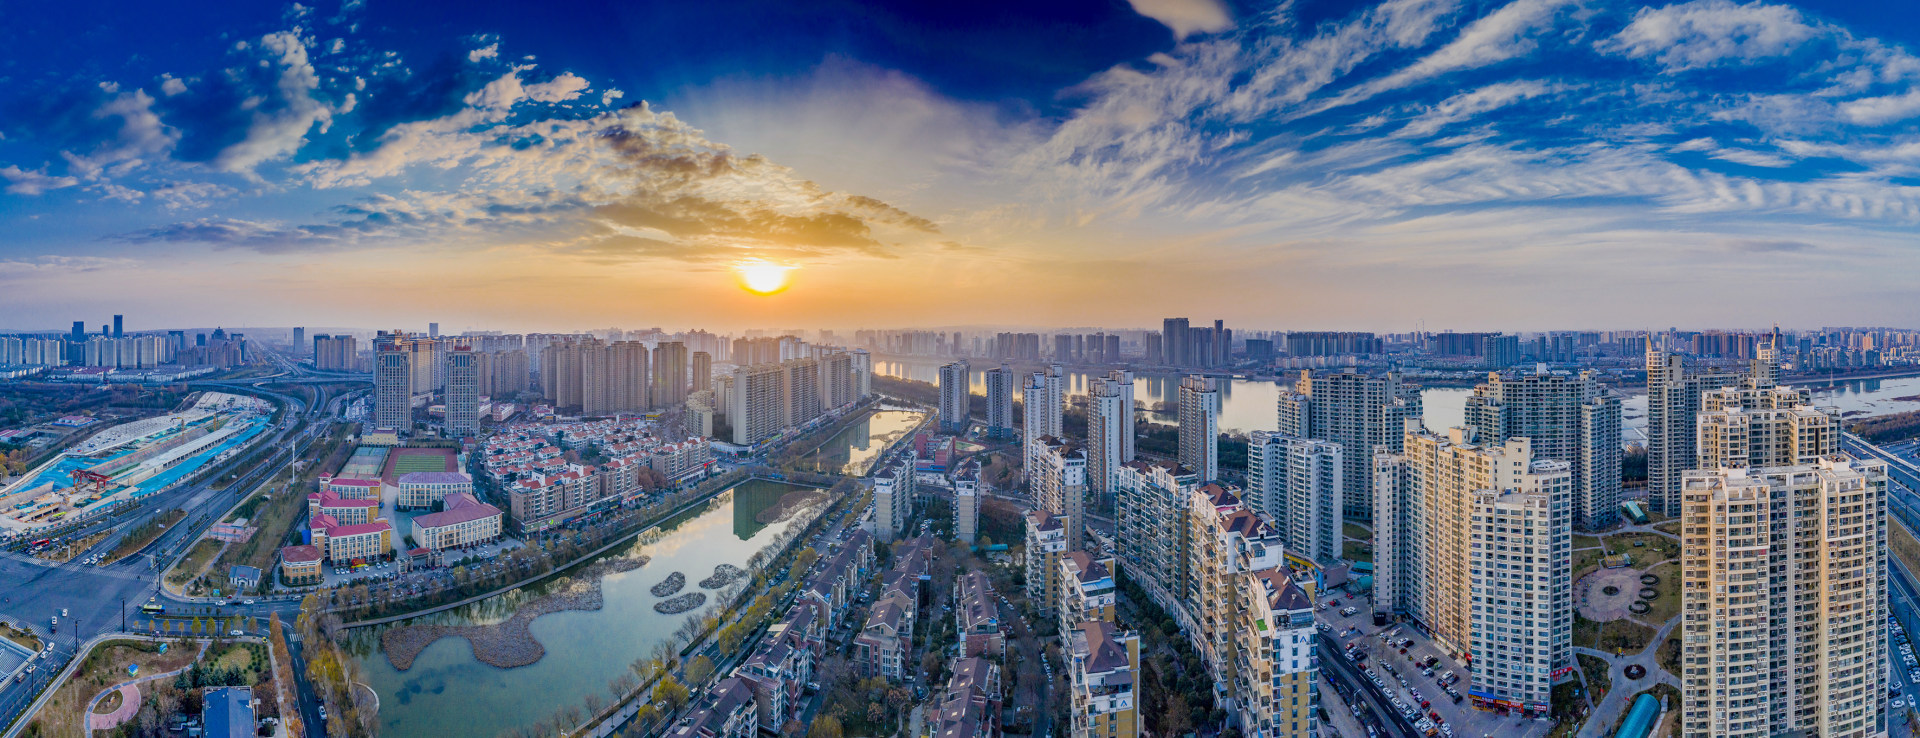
xmin=212 ymin=31 xmax=332 ymax=175
xmin=152 ymin=181 xmax=236 ymax=209
xmin=1840 ymin=89 xmax=1920 ymax=126
xmin=1707 ymin=147 xmax=1792 ymax=167
xmin=468 ymin=43 xmax=499 ymax=63
xmin=0 ymin=165 xmax=80 ymax=195
xmin=1602 ymin=0 xmax=1818 ymax=71
xmin=525 ymin=73 xmax=589 ymax=103
xmin=59 ymin=88 xmax=177 ymax=179
xmin=0 ymin=256 xmax=138 ymax=277
xmin=1378 ymin=0 xmax=1570 ymax=87
xmin=602 ymin=88 xmax=624 ymax=106
xmin=159 ymin=75 xmax=188 ymax=96
xmin=1311 ymin=0 xmax=1572 ymax=117
xmin=1396 ymin=80 xmax=1557 ymax=138
xmin=1124 ymin=0 xmax=1233 ymax=41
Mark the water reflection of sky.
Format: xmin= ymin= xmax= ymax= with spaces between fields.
xmin=800 ymin=410 xmax=924 ymax=476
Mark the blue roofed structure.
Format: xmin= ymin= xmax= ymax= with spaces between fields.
xmin=204 ymin=686 xmax=254 ymax=738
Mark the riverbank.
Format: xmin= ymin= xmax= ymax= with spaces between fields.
xmin=754 ymin=487 xmax=827 ymax=525
xmin=337 ymin=469 xmax=756 ymax=629
xmin=380 ymin=555 xmax=649 ymax=671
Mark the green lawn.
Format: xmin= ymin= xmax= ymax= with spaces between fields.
xmin=1601 ymin=531 xmax=1677 ymax=567
xmin=1343 ymin=522 xmax=1372 ymax=541
xmin=1342 ymin=540 xmax=1372 ymax=563
xmin=1573 ymin=534 xmax=1602 ymax=550
xmin=1595 ymin=619 xmax=1657 ymax=655
xmin=167 ymin=538 xmax=223 ymax=586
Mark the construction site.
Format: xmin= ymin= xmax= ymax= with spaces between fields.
xmin=0 ymin=392 xmax=273 ymax=535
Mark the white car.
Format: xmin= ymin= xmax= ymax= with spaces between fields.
xmin=242 ymin=599 xmax=255 ymax=606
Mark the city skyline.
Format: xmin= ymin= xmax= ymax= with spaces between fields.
xmin=4 ymin=0 xmax=1920 ymax=330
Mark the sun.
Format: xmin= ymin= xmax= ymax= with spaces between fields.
xmin=735 ymin=260 xmax=794 ymax=295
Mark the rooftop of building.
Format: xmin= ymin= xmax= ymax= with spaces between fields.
xmin=398 ymin=470 xmax=472 ymax=485
xmin=204 ymin=687 xmax=254 ymax=738
xmin=326 ymin=520 xmax=393 ymax=538
xmin=308 ymin=491 xmax=379 ymax=509
xmin=1072 ymin=620 xmax=1132 ymax=674
xmin=280 ymin=544 xmax=323 ymax=564
xmin=1251 ymin=569 xmax=1313 ymax=613
xmin=412 ymin=492 xmax=502 ymax=529
xmin=1062 ymin=551 xmax=1112 ymax=583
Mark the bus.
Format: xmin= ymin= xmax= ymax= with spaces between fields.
xmin=139 ymin=600 xmax=164 ymax=615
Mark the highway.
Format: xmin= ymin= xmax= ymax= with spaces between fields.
xmin=1836 ymin=434 xmax=1920 ymax=715
xmin=0 ymin=347 xmax=362 ymax=734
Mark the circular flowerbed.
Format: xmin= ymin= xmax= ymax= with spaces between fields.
xmin=1629 ymin=601 xmax=1651 ymax=615
xmin=1640 ymin=574 xmax=1659 ymax=586
xmin=1601 ymin=585 xmax=1620 ymax=596
xmin=1623 ymin=665 xmax=1646 ymax=680
xmin=654 ymin=592 xmax=707 ymax=614
xmin=1638 ymin=588 xmax=1658 ymax=599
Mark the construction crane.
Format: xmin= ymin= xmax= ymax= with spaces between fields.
xmin=69 ymin=469 xmax=114 ymax=501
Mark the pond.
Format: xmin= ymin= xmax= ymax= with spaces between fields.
xmin=342 ymin=478 xmax=815 ymax=738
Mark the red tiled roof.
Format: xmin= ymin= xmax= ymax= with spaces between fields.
xmin=329 ymin=520 xmax=392 ymax=538
xmin=412 ymin=493 xmax=501 ymax=529
xmin=279 ymin=545 xmax=322 ymax=564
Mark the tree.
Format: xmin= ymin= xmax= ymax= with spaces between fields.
xmin=652 ymin=675 xmax=689 ymax=712
xmin=808 ymin=715 xmax=844 ymax=738
xmin=685 ymin=655 xmax=715 ymax=685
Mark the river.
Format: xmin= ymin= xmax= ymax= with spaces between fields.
xmin=343 ymin=479 xmax=812 ymax=738
xmin=877 ymin=358 xmax=1920 ymax=444
xmin=792 ymin=408 xmax=926 ymax=476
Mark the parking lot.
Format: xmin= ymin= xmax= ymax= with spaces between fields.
xmin=1319 ymin=594 xmax=1552 ymax=738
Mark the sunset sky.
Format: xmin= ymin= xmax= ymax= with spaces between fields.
xmin=3 ymin=0 xmax=1920 ymax=333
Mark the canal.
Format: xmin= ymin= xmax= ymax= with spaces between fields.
xmin=342 ymin=478 xmax=816 ymax=738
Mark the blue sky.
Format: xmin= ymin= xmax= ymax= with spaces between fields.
xmin=2 ymin=0 xmax=1918 ymax=332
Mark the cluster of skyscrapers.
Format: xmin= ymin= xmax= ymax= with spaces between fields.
xmin=988 ymin=322 xmax=1892 ymax=736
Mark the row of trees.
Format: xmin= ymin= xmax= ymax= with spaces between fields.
xmin=1114 ymin=569 xmax=1222 ymax=737
xmin=298 ymin=596 xmax=373 ymax=738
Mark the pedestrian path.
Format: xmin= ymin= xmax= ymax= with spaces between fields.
xmin=1574 ymin=618 xmax=1679 ymax=738
xmin=87 ymin=685 xmax=140 ymax=732
xmin=83 ymin=643 xmax=207 ymax=736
